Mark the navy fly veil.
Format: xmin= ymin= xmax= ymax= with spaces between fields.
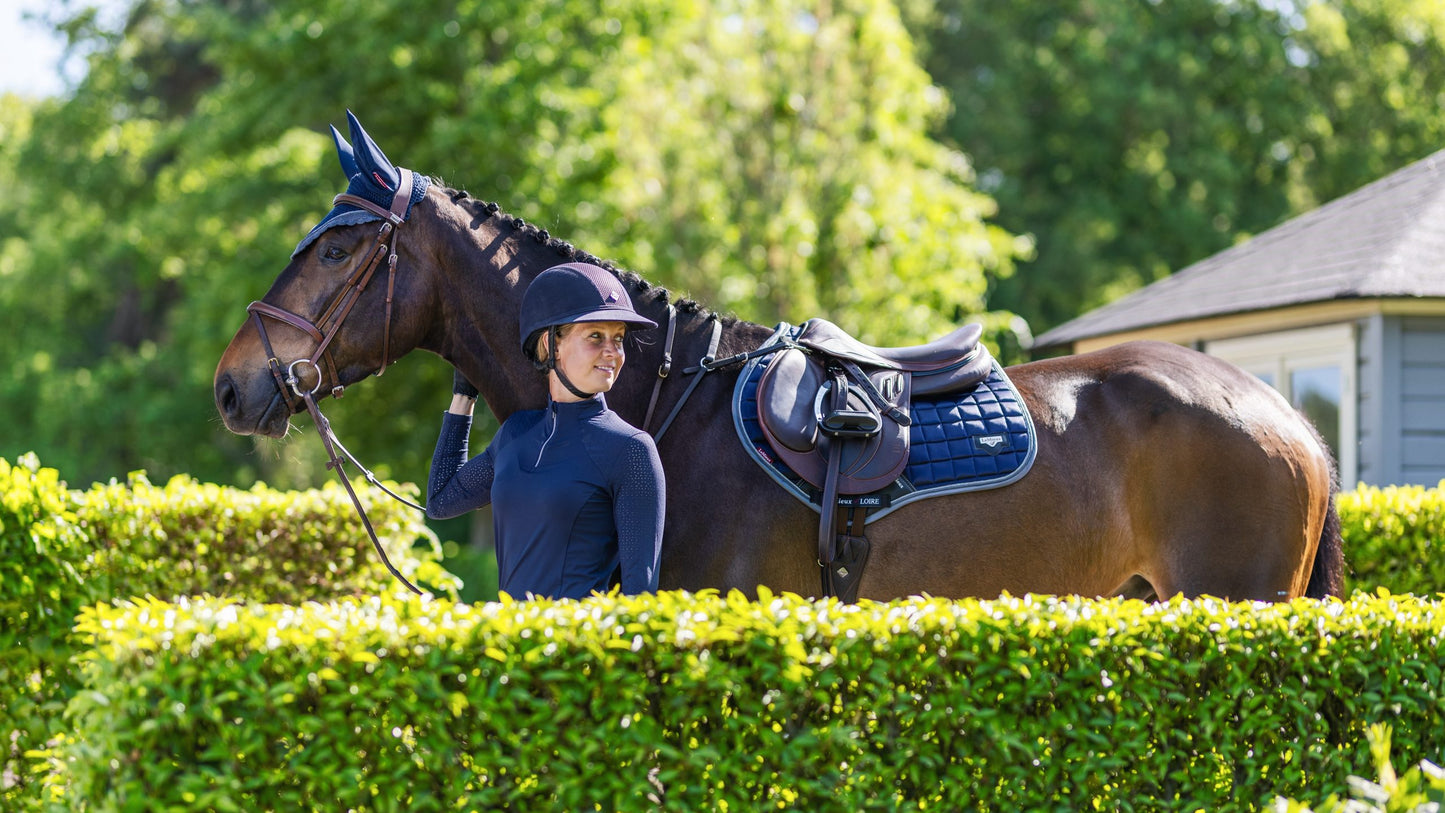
xmin=293 ymin=110 xmax=430 ymax=257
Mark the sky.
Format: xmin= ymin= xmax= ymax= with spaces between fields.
xmin=0 ymin=0 xmax=125 ymax=99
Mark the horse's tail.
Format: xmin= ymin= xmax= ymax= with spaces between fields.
xmin=1306 ymin=451 xmax=1345 ymax=599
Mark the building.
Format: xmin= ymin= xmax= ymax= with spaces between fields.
xmin=1032 ymin=149 xmax=1445 ymax=487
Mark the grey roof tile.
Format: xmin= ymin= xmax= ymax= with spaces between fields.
xmin=1034 ymin=149 xmax=1445 ymax=349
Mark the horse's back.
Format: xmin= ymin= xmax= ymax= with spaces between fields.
xmin=1019 ymin=340 xmax=1313 ymax=441
xmin=863 ymin=340 xmax=1334 ymax=601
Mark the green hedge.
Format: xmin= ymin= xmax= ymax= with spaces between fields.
xmin=9 ymin=459 xmax=1445 ymax=810
xmin=1340 ymin=481 xmax=1445 ymax=597
xmin=0 ymin=456 xmax=89 ymax=811
xmin=74 ymin=469 xmax=456 ymax=604
xmin=47 ymin=589 xmax=1445 ymax=812
xmin=0 ymin=454 xmax=457 ymax=812
xmin=1278 ymin=724 xmax=1445 ymax=812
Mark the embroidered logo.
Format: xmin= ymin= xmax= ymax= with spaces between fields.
xmin=607 ymin=290 xmax=620 ymax=303
xmin=974 ymin=434 xmax=1009 ymax=456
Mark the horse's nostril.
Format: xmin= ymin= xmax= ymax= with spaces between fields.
xmin=217 ymin=374 xmax=239 ymax=418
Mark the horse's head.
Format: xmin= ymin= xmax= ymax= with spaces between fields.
xmin=214 ymin=112 xmax=437 ymax=437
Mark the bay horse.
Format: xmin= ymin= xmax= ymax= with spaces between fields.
xmin=214 ymin=114 xmax=1342 ymax=602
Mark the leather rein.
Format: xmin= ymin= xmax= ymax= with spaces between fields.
xmin=247 ymin=170 xmax=425 ymax=596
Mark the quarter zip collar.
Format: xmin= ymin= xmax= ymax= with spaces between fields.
xmin=552 ymin=392 xmax=608 ymax=418
xmin=536 ymin=394 xmax=608 ymax=467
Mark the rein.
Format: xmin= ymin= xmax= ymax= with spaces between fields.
xmin=296 ymin=384 xmax=426 ymax=596
xmin=248 ymin=170 xmax=426 ymax=596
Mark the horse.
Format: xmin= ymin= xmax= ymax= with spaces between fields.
xmin=214 ymin=114 xmax=1343 ymax=602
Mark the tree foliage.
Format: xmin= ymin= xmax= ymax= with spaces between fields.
xmin=906 ymin=0 xmax=1445 ymax=333
xmin=1 ymin=0 xmax=1020 ymax=488
xmin=8 ymin=0 xmax=1445 ymax=490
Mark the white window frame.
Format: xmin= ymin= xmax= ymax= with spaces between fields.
xmin=1205 ymin=324 xmax=1357 ymax=486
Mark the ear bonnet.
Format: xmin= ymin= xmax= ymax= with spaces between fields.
xmin=292 ymin=110 xmax=430 ymax=257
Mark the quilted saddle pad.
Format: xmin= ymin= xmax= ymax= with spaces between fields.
xmin=731 ymin=323 xmax=1038 ymax=523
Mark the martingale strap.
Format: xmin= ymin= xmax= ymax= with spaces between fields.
xmin=642 ymin=304 xmax=678 ymax=433
xmin=652 ymin=314 xmax=723 ymax=444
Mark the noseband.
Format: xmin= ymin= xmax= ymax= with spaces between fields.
xmin=246 ymin=169 xmax=426 ymax=596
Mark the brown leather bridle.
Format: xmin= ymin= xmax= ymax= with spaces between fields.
xmin=247 ymin=168 xmax=415 ymax=408
xmin=247 ymin=169 xmax=426 ymax=596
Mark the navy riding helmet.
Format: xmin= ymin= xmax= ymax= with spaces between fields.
xmin=518 ymin=263 xmax=657 ymax=361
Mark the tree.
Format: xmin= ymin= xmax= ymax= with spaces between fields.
xmin=905 ymin=0 xmax=1445 ymax=335
xmin=1282 ymin=0 xmax=1445 ymax=207
xmin=1 ymin=0 xmax=1021 ymax=488
xmin=594 ymin=2 xmax=1026 ymax=345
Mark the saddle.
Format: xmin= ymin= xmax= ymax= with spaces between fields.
xmin=754 ymin=318 xmax=994 ymax=600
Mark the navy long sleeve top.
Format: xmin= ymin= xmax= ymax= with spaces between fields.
xmin=426 ymin=394 xmax=664 ymax=599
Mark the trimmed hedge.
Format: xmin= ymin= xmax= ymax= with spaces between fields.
xmin=74 ymin=470 xmax=456 ymax=605
xmin=8 ymin=458 xmax=1445 ymax=809
xmin=49 ymin=590 xmax=1445 ymax=812
xmin=0 ymin=456 xmax=89 ymax=811
xmin=1340 ymin=481 xmax=1445 ymax=597
xmin=0 ymin=454 xmax=456 ymax=812
xmin=1277 ymin=724 xmax=1445 ymax=812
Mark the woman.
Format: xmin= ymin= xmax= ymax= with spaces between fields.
xmin=426 ymin=262 xmax=665 ymax=599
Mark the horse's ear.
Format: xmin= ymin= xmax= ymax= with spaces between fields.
xmin=331 ymin=125 xmax=360 ymax=180
xmin=345 ymin=110 xmax=401 ymax=194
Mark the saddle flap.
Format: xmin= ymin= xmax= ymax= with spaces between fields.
xmin=756 ymin=347 xmax=822 ymax=452
xmin=756 ymin=347 xmax=911 ymax=494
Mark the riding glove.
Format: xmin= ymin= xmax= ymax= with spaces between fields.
xmin=453 ymin=368 xmax=480 ymax=399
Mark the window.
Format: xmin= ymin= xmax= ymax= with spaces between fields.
xmin=1205 ymin=324 xmax=1357 ymax=486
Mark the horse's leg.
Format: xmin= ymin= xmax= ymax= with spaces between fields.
xmin=1112 ymin=575 xmax=1158 ymax=601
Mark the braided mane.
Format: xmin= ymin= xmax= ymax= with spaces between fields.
xmin=443 ymin=185 xmax=724 ymax=321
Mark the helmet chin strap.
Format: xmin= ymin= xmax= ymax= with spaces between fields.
xmin=547 ymin=325 xmax=597 ymax=401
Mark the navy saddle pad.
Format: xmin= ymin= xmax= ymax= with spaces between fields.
xmin=732 ymin=323 xmax=1037 ymax=522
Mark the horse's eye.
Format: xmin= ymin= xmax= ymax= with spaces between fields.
xmin=321 ymin=245 xmax=348 ymax=262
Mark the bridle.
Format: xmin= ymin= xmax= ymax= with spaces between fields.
xmin=246 ymin=169 xmax=426 ymax=596
xmin=248 ymin=169 xmax=415 ymax=408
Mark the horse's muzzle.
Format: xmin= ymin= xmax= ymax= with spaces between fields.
xmin=215 ymin=370 xmax=292 ymax=438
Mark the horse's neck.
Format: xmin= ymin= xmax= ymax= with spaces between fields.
xmin=430 ymin=205 xmax=773 ymax=427
xmin=431 ymin=218 xmax=547 ymax=420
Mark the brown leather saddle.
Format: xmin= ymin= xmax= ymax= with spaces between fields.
xmin=754 ymin=318 xmax=994 ymax=600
